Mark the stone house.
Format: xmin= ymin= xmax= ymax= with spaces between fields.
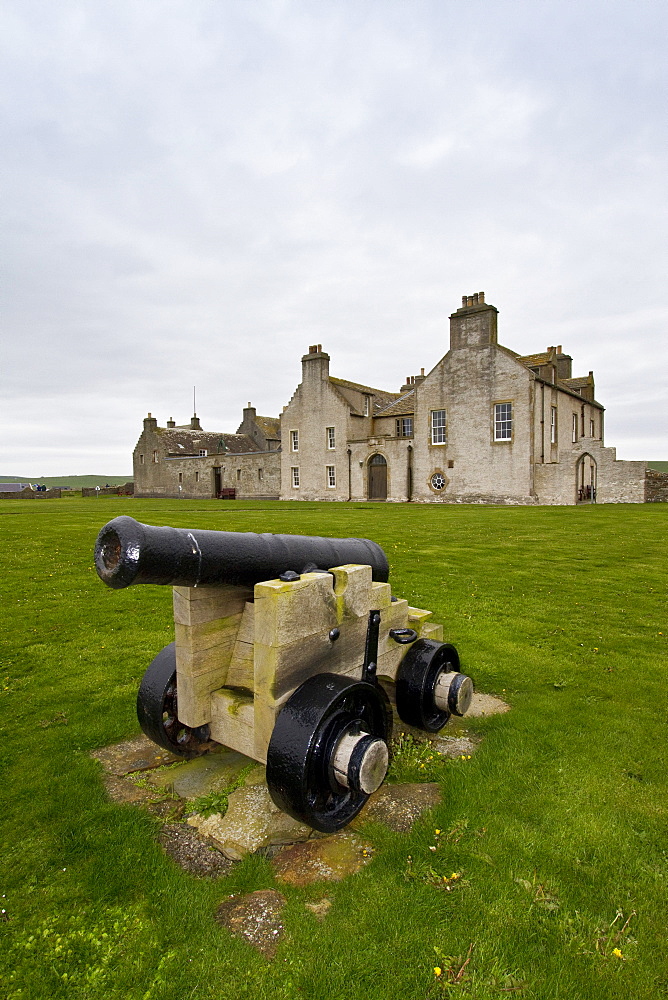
xmin=133 ymin=292 xmax=661 ymax=504
xmin=133 ymin=406 xmax=281 ymax=499
xmin=280 ymin=294 xmax=650 ymax=505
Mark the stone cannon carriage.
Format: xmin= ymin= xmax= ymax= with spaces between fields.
xmin=94 ymin=516 xmax=473 ymax=832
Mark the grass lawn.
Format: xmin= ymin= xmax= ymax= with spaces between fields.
xmin=1 ymin=497 xmax=666 ymax=999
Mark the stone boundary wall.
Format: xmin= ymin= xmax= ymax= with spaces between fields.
xmin=645 ymin=469 xmax=668 ymax=502
xmin=0 ymin=488 xmax=61 ymax=499
xmin=82 ymin=483 xmax=134 ymax=497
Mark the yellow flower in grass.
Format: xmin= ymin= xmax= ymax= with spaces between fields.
xmin=612 ymin=947 xmax=623 ymax=959
xmin=434 ymin=967 xmax=442 ymax=977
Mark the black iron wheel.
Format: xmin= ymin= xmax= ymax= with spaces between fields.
xmin=266 ymin=673 xmax=392 ymax=833
xmin=395 ymin=638 xmax=467 ymax=733
xmin=136 ymin=642 xmax=211 ymax=758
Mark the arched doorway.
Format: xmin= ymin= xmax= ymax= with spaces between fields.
xmin=368 ymin=454 xmax=387 ymax=500
xmin=576 ymin=454 xmax=597 ymax=503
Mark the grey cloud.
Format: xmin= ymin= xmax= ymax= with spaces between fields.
xmin=1 ymin=0 xmax=666 ymax=474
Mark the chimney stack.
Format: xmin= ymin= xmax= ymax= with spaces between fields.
xmin=301 ymin=344 xmax=330 ymax=384
xmin=450 ymin=292 xmax=497 ymax=350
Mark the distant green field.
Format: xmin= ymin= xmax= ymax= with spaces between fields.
xmin=1 ymin=498 xmax=666 ymax=999
xmin=0 ymin=474 xmax=133 ymax=489
xmin=647 ymin=461 xmax=668 ymax=472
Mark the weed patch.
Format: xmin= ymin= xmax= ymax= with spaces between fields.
xmin=185 ymin=763 xmax=256 ymax=818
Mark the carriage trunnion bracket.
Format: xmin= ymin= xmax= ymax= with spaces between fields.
xmin=95 ymin=516 xmax=473 ymax=832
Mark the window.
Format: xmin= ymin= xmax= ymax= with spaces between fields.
xmin=396 ymin=417 xmax=413 ymax=437
xmin=152 ymin=450 xmax=158 ymax=463
xmin=291 ymin=467 xmax=300 ymax=488
xmin=363 ymin=396 xmax=370 ymax=416
xmin=236 ymin=469 xmax=241 ymax=481
xmin=290 ymin=430 xmax=299 ymax=452
xmin=326 ymin=465 xmax=336 ymax=488
xmin=139 ymin=454 xmax=144 ymax=465
xmin=494 ymin=403 xmax=512 ymax=441
xmin=550 ymin=407 xmax=557 ymax=444
xmin=431 ymin=472 xmax=446 ymax=491
xmin=431 ymin=410 xmax=446 ymax=445
xmin=590 ymin=419 xmax=595 ymax=437
xmin=572 ymin=414 xmax=578 ymax=443
xmin=258 ymin=467 xmax=263 ymax=481
xmin=199 ymin=449 xmax=207 ymax=457
xmin=326 ymin=427 xmax=335 ymax=450
xmin=178 ymin=473 xmax=183 ymax=484
xmin=195 ymin=471 xmax=199 ymax=483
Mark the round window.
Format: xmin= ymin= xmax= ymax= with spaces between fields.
xmin=431 ymin=473 xmax=446 ymax=491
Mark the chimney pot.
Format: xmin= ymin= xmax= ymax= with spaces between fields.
xmin=462 ymin=295 xmax=467 ymax=307
xmin=473 ymin=292 xmax=479 ymax=304
xmin=479 ymin=291 xmax=485 ymax=303
xmin=420 ymin=367 xmax=425 ymax=376
xmin=467 ymin=295 xmax=473 ymax=307
xmin=557 ymin=345 xmax=562 ymax=354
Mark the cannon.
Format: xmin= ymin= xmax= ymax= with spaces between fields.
xmin=95 ymin=516 xmax=473 ymax=832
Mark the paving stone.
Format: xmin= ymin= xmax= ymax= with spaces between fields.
xmin=91 ymin=735 xmax=181 ymax=776
xmin=102 ymin=774 xmax=158 ymax=805
xmin=146 ymin=799 xmax=186 ymax=821
xmin=350 ymin=782 xmax=442 ymax=833
xmin=465 ymin=692 xmax=510 ymax=717
xmin=158 ymin=824 xmax=235 ymax=878
xmin=272 ymin=832 xmax=373 ymax=886
xmin=188 ymin=783 xmax=312 ymax=860
xmin=305 ymin=898 xmax=332 ymax=921
xmin=432 ymin=735 xmax=480 ymax=758
xmin=215 ymin=890 xmax=286 ymax=959
xmin=147 ymin=747 xmax=256 ymax=799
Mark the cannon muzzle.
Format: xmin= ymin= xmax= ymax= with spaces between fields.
xmin=94 ymin=516 xmax=389 ymax=590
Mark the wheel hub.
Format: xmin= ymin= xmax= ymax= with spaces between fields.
xmin=433 ymin=670 xmax=474 ymax=716
xmin=331 ymin=727 xmax=389 ymax=794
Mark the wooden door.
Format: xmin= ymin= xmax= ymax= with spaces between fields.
xmin=368 ymin=454 xmax=387 ymax=500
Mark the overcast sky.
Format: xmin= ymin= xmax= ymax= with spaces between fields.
xmin=2 ymin=0 xmax=666 ymax=476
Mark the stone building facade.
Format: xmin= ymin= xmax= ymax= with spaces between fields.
xmin=133 ymin=292 xmax=663 ymax=504
xmin=133 ymin=407 xmax=281 ymax=500
xmin=280 ymin=294 xmax=653 ymax=504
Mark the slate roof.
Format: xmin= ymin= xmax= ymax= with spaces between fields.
xmin=375 ymin=389 xmax=415 ymax=417
xmin=518 ymin=350 xmax=572 ymax=369
xmin=254 ymin=415 xmax=281 ymax=439
xmin=560 ymin=376 xmax=593 ymax=391
xmin=160 ymin=429 xmax=260 ymax=456
xmin=518 ymin=351 xmax=552 ymax=368
xmin=329 ymin=377 xmax=401 ymax=412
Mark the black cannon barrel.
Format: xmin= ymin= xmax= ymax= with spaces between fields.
xmin=94 ymin=516 xmax=389 ymax=590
